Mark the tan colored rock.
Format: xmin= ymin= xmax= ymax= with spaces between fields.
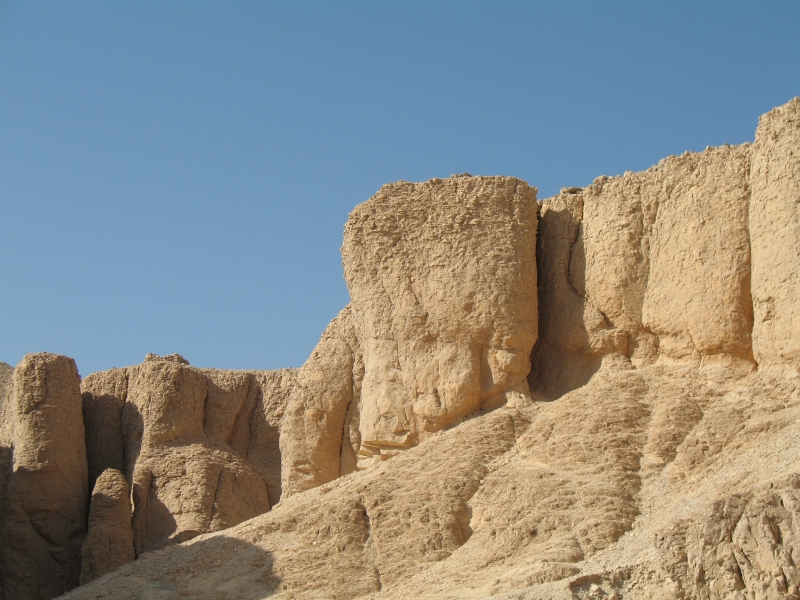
xmin=248 ymin=368 xmax=296 ymax=506
xmin=750 ymin=97 xmax=800 ymax=375
xmin=80 ymin=469 xmax=134 ymax=585
xmin=531 ymin=143 xmax=755 ymax=398
xmin=130 ymin=443 xmax=269 ymax=553
xmin=0 ymin=353 xmax=87 ymax=600
xmin=60 ymin=360 xmax=800 ymax=600
xmin=80 ymin=358 xmax=286 ymax=558
xmin=342 ymin=175 xmax=538 ymax=463
xmin=81 ymin=368 xmax=127 ymax=490
xmin=642 ymin=145 xmax=754 ymax=368
xmin=280 ymin=307 xmax=362 ymax=496
xmin=121 ymin=359 xmax=270 ymax=552
xmin=655 ymin=475 xmax=800 ymax=600
xmin=30 ymin=99 xmax=800 ymax=600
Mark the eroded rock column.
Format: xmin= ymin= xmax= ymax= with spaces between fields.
xmin=0 ymin=353 xmax=88 ymax=600
xmin=342 ymin=175 xmax=539 ymax=466
xmin=80 ymin=468 xmax=134 ymax=585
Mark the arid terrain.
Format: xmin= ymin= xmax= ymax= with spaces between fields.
xmin=1 ymin=98 xmax=799 ymax=599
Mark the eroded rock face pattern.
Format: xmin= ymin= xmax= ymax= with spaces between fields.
xmin=750 ymin=98 xmax=800 ymax=375
xmin=79 ymin=355 xmax=288 ymax=557
xmin=80 ymin=469 xmax=134 ymax=585
xmin=279 ymin=307 xmax=363 ymax=496
xmin=5 ymin=98 xmax=800 ymax=600
xmin=655 ymin=475 xmax=800 ymax=600
xmin=0 ymin=354 xmax=87 ymax=600
xmin=342 ymin=175 xmax=539 ymax=464
xmin=531 ymin=144 xmax=755 ymax=398
xmin=279 ymin=176 xmax=539 ymax=497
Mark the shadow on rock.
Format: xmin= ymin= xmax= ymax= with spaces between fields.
xmin=61 ymin=534 xmax=279 ymax=600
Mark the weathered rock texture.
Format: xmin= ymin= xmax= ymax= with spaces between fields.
xmin=280 ymin=176 xmax=539 ymax=498
xmin=750 ymin=99 xmax=800 ymax=375
xmin=0 ymin=354 xmax=87 ymax=600
xmin=279 ymin=306 xmax=363 ymax=496
xmin=5 ymin=98 xmax=800 ymax=600
xmin=530 ymin=143 xmax=755 ymax=399
xmin=79 ymin=469 xmax=134 ymax=585
xmin=79 ymin=355 xmax=289 ymax=557
xmin=342 ymin=176 xmax=539 ymax=460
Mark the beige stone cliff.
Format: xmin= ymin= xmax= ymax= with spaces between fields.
xmin=80 ymin=354 xmax=291 ymax=555
xmin=280 ymin=176 xmax=538 ymax=497
xmin=0 ymin=98 xmax=798 ymax=600
xmin=0 ymin=354 xmax=87 ymax=600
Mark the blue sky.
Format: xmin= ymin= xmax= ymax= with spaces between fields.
xmin=1 ymin=1 xmax=798 ymax=376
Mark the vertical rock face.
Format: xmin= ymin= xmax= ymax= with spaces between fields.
xmin=0 ymin=353 xmax=88 ymax=600
xmin=532 ymin=145 xmax=755 ymax=398
xmin=248 ymin=369 xmax=295 ymax=507
xmin=281 ymin=176 xmax=539 ymax=498
xmin=81 ymin=368 xmax=127 ymax=492
xmin=280 ymin=307 xmax=362 ymax=496
xmin=750 ymin=97 xmax=800 ymax=374
xmin=342 ymin=175 xmax=539 ymax=463
xmin=641 ymin=145 xmax=753 ymax=367
xmin=80 ymin=469 xmax=134 ymax=585
xmin=80 ymin=355 xmax=287 ymax=558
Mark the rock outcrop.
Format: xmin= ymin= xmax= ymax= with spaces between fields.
xmin=279 ymin=306 xmax=363 ymax=496
xmin=79 ymin=355 xmax=287 ymax=556
xmin=79 ymin=469 xmax=134 ymax=585
xmin=342 ymin=176 xmax=539 ymax=458
xmin=531 ymin=143 xmax=755 ymax=399
xmin=0 ymin=354 xmax=87 ymax=600
xmin=281 ymin=176 xmax=539 ymax=497
xmin=4 ymin=98 xmax=800 ymax=600
xmin=750 ymin=98 xmax=800 ymax=375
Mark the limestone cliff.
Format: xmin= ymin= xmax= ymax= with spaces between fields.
xmin=0 ymin=98 xmax=798 ymax=600
xmin=79 ymin=354 xmax=289 ymax=556
xmin=0 ymin=354 xmax=87 ymax=600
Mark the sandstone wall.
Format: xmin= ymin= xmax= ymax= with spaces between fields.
xmin=79 ymin=469 xmax=134 ymax=585
xmin=342 ymin=175 xmax=539 ymax=462
xmin=279 ymin=306 xmax=362 ymax=496
xmin=279 ymin=175 xmax=539 ymax=498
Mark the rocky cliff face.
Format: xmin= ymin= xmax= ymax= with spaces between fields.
xmin=0 ymin=354 xmax=87 ymax=600
xmin=0 ymin=98 xmax=798 ymax=600
xmin=80 ymin=354 xmax=289 ymax=556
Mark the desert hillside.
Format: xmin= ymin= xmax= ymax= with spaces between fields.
xmin=1 ymin=98 xmax=798 ymax=600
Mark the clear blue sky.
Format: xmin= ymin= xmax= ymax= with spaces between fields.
xmin=1 ymin=1 xmax=798 ymax=376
